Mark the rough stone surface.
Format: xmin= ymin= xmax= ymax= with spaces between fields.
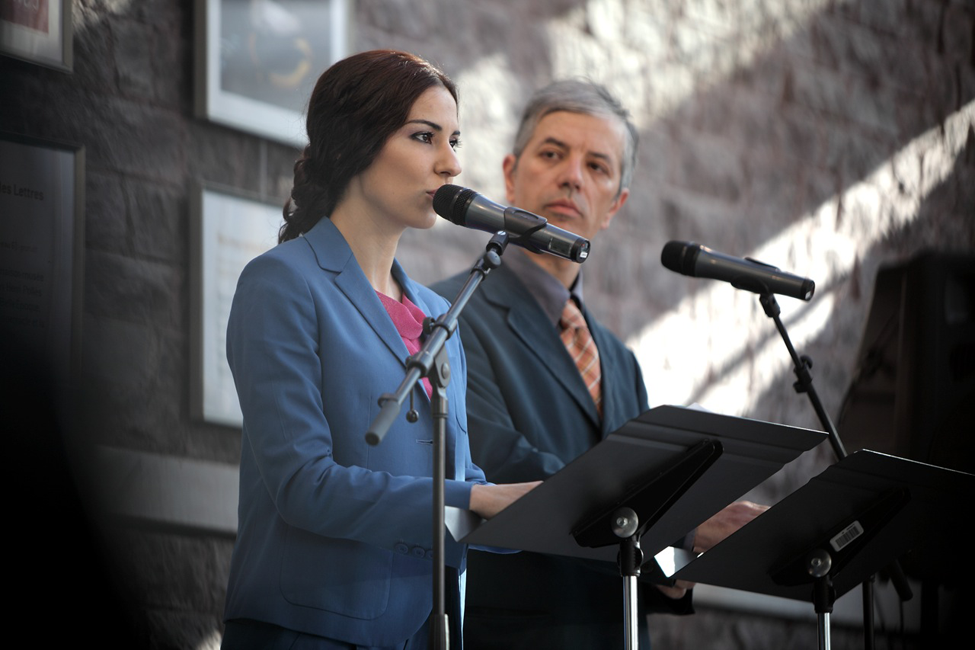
xmin=1 ymin=0 xmax=971 ymax=647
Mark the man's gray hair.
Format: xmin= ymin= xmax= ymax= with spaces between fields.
xmin=511 ymin=79 xmax=638 ymax=195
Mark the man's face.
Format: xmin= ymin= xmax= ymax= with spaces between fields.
xmin=503 ymin=111 xmax=630 ymax=242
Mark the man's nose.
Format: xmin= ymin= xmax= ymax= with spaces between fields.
xmin=556 ymin=155 xmax=584 ymax=191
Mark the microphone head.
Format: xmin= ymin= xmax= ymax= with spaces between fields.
xmin=661 ymin=241 xmax=701 ymax=276
xmin=433 ymin=184 xmax=477 ymax=225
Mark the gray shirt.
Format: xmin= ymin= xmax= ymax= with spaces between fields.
xmin=503 ymin=250 xmax=585 ymax=327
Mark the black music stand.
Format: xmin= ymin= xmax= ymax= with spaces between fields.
xmin=658 ymin=450 xmax=974 ymax=649
xmin=449 ymin=405 xmax=825 ymax=649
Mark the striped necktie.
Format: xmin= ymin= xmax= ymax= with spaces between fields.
xmin=560 ymin=299 xmax=602 ymax=417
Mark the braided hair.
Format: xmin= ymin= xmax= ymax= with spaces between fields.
xmin=280 ymin=50 xmax=458 ymax=243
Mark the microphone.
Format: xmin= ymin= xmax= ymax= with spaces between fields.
xmin=433 ymin=185 xmax=591 ymax=263
xmin=661 ymin=241 xmax=815 ymax=301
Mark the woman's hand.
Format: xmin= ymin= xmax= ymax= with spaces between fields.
xmin=469 ymin=481 xmax=541 ymax=519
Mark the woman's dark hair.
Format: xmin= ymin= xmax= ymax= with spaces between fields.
xmin=280 ymin=50 xmax=458 ymax=243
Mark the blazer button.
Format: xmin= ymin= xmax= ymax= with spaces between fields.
xmin=425 ymin=549 xmax=434 ymax=561
xmin=411 ymin=546 xmax=426 ymax=558
xmin=395 ymin=543 xmax=409 ymax=555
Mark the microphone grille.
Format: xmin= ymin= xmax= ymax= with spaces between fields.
xmin=433 ymin=185 xmax=475 ymax=225
xmin=661 ymin=241 xmax=698 ymax=275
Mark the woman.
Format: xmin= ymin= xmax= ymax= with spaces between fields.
xmin=221 ymin=50 xmax=534 ymax=649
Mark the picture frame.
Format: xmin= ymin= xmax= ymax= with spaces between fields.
xmin=0 ymin=132 xmax=84 ymax=394
xmin=189 ymin=183 xmax=282 ymax=427
xmin=193 ymin=0 xmax=352 ymax=147
xmin=0 ymin=0 xmax=73 ymax=72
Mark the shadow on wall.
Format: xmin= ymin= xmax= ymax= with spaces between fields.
xmin=685 ymin=125 xmax=975 ymax=425
xmin=592 ymin=0 xmax=973 ymax=331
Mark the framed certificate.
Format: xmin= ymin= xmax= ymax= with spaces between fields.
xmin=0 ymin=132 xmax=84 ymax=391
xmin=190 ymin=183 xmax=281 ymax=427
xmin=194 ymin=0 xmax=352 ymax=146
xmin=0 ymin=0 xmax=73 ymax=72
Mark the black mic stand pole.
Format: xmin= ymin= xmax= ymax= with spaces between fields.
xmin=758 ymin=292 xmax=912 ymax=650
xmin=758 ymin=293 xmax=846 ymax=459
xmin=365 ymin=232 xmax=511 ymax=650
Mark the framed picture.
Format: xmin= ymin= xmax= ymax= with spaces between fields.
xmin=190 ymin=183 xmax=281 ymax=427
xmin=0 ymin=132 xmax=84 ymax=395
xmin=0 ymin=0 xmax=73 ymax=72
xmin=194 ymin=0 xmax=352 ymax=147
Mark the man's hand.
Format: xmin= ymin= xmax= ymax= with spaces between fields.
xmin=655 ymin=581 xmax=694 ymax=600
xmin=694 ymin=500 xmax=768 ymax=552
xmin=469 ymin=481 xmax=541 ymax=519
xmin=655 ymin=501 xmax=768 ymax=599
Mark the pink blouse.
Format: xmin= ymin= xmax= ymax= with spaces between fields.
xmin=376 ymin=291 xmax=433 ymax=398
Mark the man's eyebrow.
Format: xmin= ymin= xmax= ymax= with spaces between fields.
xmin=539 ymin=136 xmax=568 ymax=149
xmin=539 ymin=136 xmax=613 ymax=163
xmin=406 ymin=119 xmax=461 ymax=136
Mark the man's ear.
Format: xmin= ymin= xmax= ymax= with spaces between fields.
xmin=502 ymin=154 xmax=519 ymax=204
xmin=602 ymin=187 xmax=630 ymax=231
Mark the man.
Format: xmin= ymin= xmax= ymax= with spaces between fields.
xmin=433 ymin=80 xmax=763 ymax=648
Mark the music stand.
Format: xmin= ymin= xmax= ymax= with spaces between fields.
xmin=658 ymin=450 xmax=974 ymax=649
xmin=450 ymin=405 xmax=826 ymax=649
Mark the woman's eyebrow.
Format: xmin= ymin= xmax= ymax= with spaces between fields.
xmin=405 ymin=119 xmax=460 ymax=136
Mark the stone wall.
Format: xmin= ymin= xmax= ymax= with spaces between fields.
xmin=1 ymin=0 xmax=971 ymax=647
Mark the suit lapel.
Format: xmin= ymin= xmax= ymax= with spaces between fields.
xmin=587 ymin=312 xmax=621 ymax=438
xmin=302 ymin=219 xmax=409 ymax=366
xmin=486 ymin=265 xmax=601 ymax=427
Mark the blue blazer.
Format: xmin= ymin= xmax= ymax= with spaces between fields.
xmin=224 ymin=217 xmax=486 ymax=646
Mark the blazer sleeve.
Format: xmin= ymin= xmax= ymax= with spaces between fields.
xmin=228 ymin=254 xmax=480 ymax=564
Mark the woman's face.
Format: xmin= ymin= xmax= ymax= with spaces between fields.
xmin=346 ymin=85 xmax=462 ymax=233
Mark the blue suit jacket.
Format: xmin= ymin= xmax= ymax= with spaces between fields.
xmin=434 ymin=263 xmax=691 ymax=648
xmin=224 ymin=218 xmax=486 ymax=646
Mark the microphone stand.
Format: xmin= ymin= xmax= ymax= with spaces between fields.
xmin=365 ymin=232 xmax=511 ymax=650
xmin=758 ymin=291 xmax=913 ymax=650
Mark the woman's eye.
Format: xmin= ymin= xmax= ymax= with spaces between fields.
xmin=450 ymin=138 xmax=462 ymax=150
xmin=414 ymin=132 xmax=434 ymax=144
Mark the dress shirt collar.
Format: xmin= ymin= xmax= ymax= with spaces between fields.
xmin=505 ymin=250 xmax=586 ymax=328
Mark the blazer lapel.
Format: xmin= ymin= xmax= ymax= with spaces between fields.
xmin=485 ymin=265 xmax=601 ymax=427
xmin=302 ymin=219 xmax=409 ymax=365
xmin=393 ymin=261 xmax=433 ymax=320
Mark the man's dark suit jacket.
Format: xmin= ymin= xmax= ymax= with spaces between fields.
xmin=434 ymin=262 xmax=692 ymax=649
